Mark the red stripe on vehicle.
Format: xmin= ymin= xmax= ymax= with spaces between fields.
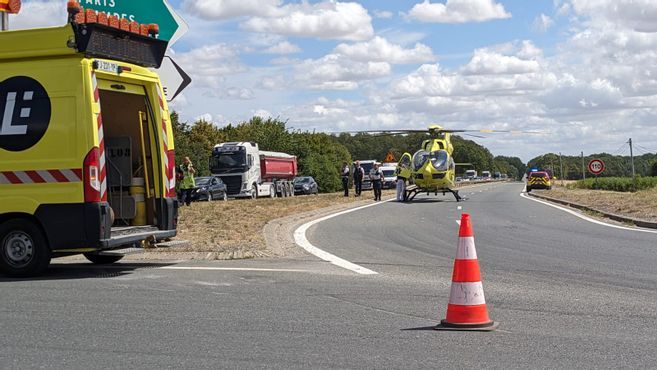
xmin=25 ymin=171 xmax=46 ymax=183
xmin=4 ymin=172 xmax=22 ymax=184
xmin=49 ymin=170 xmax=69 ymax=183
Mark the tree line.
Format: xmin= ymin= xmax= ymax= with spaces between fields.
xmin=527 ymin=153 xmax=657 ymax=179
xmin=171 ymin=113 xmax=350 ymax=193
xmin=171 ymin=114 xmax=530 ymax=193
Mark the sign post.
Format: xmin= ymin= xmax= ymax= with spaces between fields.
xmin=587 ymin=159 xmax=605 ymax=176
xmin=77 ymin=0 xmax=187 ymax=44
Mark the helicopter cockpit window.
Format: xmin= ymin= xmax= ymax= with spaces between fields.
xmin=429 ymin=150 xmax=449 ymax=171
xmin=412 ymin=150 xmax=429 ymax=171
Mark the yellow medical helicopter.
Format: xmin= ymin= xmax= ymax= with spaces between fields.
xmin=354 ymin=125 xmax=528 ymax=202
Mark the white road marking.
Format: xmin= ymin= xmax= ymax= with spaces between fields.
xmin=520 ymin=192 xmax=657 ymax=234
xmin=160 ymin=266 xmax=310 ymax=272
xmin=457 ymin=206 xmax=462 ymax=210
xmin=294 ymin=201 xmax=394 ymax=275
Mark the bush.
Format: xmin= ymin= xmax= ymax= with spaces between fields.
xmin=569 ymin=177 xmax=657 ymax=192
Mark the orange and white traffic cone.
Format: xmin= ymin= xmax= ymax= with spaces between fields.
xmin=435 ymin=213 xmax=498 ymax=331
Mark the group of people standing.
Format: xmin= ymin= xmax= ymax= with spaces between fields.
xmin=341 ymin=160 xmax=409 ymax=202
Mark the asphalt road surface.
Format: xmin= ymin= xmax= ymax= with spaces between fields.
xmin=1 ymin=182 xmax=655 ymax=369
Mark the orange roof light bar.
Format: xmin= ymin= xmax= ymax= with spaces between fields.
xmin=1 ymin=0 xmax=22 ymax=14
xmin=66 ymin=3 xmax=158 ymax=37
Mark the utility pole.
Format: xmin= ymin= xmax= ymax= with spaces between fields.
xmin=581 ymin=151 xmax=585 ymax=180
xmin=1 ymin=12 xmax=8 ymax=31
xmin=629 ymin=138 xmax=636 ymax=188
xmin=559 ymin=152 xmax=564 ymax=186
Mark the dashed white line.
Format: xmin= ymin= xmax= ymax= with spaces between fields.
xmin=294 ymin=201 xmax=394 ymax=275
xmin=520 ymin=192 xmax=657 ymax=234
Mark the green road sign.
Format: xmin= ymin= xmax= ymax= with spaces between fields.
xmin=78 ymin=0 xmax=187 ymax=43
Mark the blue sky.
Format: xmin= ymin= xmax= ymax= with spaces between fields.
xmin=12 ymin=1 xmax=657 ymax=161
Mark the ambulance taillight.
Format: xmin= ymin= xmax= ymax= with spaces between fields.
xmin=83 ymin=147 xmax=101 ymax=202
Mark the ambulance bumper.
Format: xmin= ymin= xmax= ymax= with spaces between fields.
xmin=37 ymin=199 xmax=178 ymax=253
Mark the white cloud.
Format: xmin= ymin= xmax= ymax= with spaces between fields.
xmin=223 ymin=87 xmax=256 ymax=100
xmin=374 ymin=10 xmax=394 ymax=19
xmin=176 ymin=44 xmax=247 ymax=89
xmin=11 ymin=1 xmax=66 ymax=30
xmin=253 ymin=109 xmax=274 ymax=119
xmin=259 ymin=76 xmax=288 ymax=90
xmin=334 ymin=36 xmax=436 ymax=64
xmin=569 ymin=0 xmax=657 ymax=33
xmin=196 ymin=113 xmax=215 ymax=123
xmin=295 ymin=54 xmax=391 ymax=91
xmin=407 ymin=0 xmax=511 ymax=24
xmin=265 ymin=41 xmax=301 ymax=54
xmin=241 ymin=1 xmax=374 ymax=41
xmin=532 ymin=13 xmax=554 ymax=33
xmin=182 ymin=0 xmax=283 ymax=20
xmin=461 ymin=48 xmax=541 ymax=75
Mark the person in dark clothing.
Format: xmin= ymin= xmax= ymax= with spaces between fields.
xmin=353 ymin=161 xmax=364 ymax=197
xmin=341 ymin=161 xmax=350 ymax=197
xmin=370 ymin=163 xmax=384 ymax=201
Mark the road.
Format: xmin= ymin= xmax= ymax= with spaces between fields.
xmin=1 ymin=182 xmax=656 ymax=368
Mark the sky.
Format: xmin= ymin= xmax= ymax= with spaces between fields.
xmin=10 ymin=0 xmax=657 ymax=161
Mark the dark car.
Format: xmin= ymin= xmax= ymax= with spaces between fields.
xmin=190 ymin=176 xmax=228 ymax=202
xmin=294 ymin=176 xmax=319 ymax=195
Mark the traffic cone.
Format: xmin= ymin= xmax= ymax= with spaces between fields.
xmin=435 ymin=213 xmax=498 ymax=331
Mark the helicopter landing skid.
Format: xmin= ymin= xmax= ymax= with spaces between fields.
xmin=446 ymin=188 xmax=463 ymax=202
xmin=403 ymin=185 xmax=464 ymax=202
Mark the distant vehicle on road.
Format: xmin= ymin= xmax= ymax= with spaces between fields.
xmin=482 ymin=171 xmax=491 ymax=179
xmin=190 ymin=176 xmax=228 ymax=202
xmin=293 ymin=176 xmax=319 ymax=195
xmin=526 ymin=171 xmax=552 ymax=192
xmin=381 ymin=163 xmax=398 ymax=189
xmin=465 ymin=170 xmax=477 ymax=180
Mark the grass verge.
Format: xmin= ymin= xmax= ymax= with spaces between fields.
xmin=155 ymin=190 xmax=397 ymax=257
xmin=544 ymin=185 xmax=657 ymax=222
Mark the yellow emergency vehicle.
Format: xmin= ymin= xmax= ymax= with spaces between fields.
xmin=526 ymin=171 xmax=552 ymax=192
xmin=0 ymin=7 xmax=178 ymax=276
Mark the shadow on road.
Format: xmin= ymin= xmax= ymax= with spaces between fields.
xmin=0 ymin=262 xmax=175 ymax=282
xmin=401 ymin=198 xmax=452 ymax=204
xmin=401 ymin=325 xmax=440 ymax=331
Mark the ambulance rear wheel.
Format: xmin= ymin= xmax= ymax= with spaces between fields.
xmin=0 ymin=220 xmax=51 ymax=277
xmin=83 ymin=254 xmax=124 ymax=265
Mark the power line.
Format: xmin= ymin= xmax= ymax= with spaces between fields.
xmin=635 ymin=143 xmax=656 ymax=154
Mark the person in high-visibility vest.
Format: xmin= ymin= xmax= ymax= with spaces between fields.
xmin=179 ymin=157 xmax=196 ymax=206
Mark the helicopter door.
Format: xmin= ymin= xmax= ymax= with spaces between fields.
xmin=397 ymin=153 xmax=412 ymax=179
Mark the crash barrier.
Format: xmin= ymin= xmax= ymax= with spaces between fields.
xmin=435 ymin=213 xmax=498 ymax=331
xmin=130 ymin=177 xmax=146 ymax=226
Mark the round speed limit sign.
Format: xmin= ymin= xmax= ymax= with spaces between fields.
xmin=588 ymin=159 xmax=605 ymax=175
